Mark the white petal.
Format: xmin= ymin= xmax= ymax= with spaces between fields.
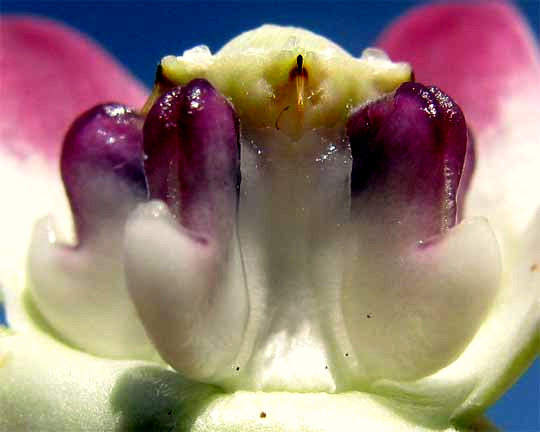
xmin=465 ymin=81 xmax=540 ymax=243
xmin=373 ymin=207 xmax=540 ymax=423
xmin=0 ymin=151 xmax=71 ymax=331
xmin=26 ymin=215 xmax=156 ymax=359
xmin=342 ymin=217 xmax=501 ymax=381
xmin=124 ymin=201 xmax=249 ymax=383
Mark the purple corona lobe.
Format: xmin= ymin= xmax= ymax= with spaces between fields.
xmin=347 ymin=82 xmax=468 ymax=242
xmin=342 ymin=84 xmax=500 ymax=381
xmin=27 ymin=103 xmax=154 ymax=358
xmin=61 ymin=104 xmax=147 ymax=243
xmin=124 ymin=80 xmax=247 ymax=378
xmin=144 ymin=79 xmax=240 ymax=244
xmin=143 ymin=87 xmax=183 ymax=208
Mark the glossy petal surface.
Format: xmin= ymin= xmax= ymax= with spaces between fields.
xmin=0 ymin=17 xmax=148 ymax=331
xmin=377 ymin=0 xmax=540 ymax=238
xmin=27 ymin=104 xmax=154 ymax=359
xmin=61 ymin=104 xmax=147 ymax=243
xmin=342 ymin=83 xmax=500 ymax=381
xmin=126 ymin=79 xmax=248 ymax=381
xmin=144 ymin=79 xmax=240 ymax=239
xmin=0 ymin=10 xmax=536 ymax=431
xmin=348 ymin=82 xmax=467 ymax=240
xmin=373 ymin=1 xmax=540 ymax=421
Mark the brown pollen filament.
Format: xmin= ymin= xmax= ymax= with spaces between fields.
xmin=291 ymin=54 xmax=308 ymax=112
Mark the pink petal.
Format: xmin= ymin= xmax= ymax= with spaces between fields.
xmin=376 ymin=1 xmax=540 ymax=134
xmin=376 ymin=4 xmax=540 ymax=414
xmin=0 ymin=16 xmax=147 ymax=330
xmin=0 ymin=16 xmax=148 ymax=161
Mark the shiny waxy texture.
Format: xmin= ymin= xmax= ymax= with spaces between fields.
xmin=148 ymin=26 xmax=414 ymax=393
xmin=0 ymin=16 xmax=147 ymax=333
xmin=61 ymin=104 xmax=147 ymax=243
xmin=349 ymin=82 xmax=467 ymax=238
xmin=27 ymin=104 xmax=155 ymax=358
xmin=341 ymin=82 xmax=500 ymax=381
xmin=378 ymin=1 xmax=540 ymax=242
xmin=144 ymin=79 xmax=240 ymax=239
xmin=126 ymin=79 xmax=248 ymax=381
xmin=373 ymin=2 xmax=540 ymax=425
xmin=1 ymin=2 xmax=538 ymax=430
xmin=127 ymin=79 xmax=500 ymax=391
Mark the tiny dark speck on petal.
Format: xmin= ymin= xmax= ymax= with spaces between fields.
xmin=366 ymin=313 xmax=372 ymax=319
xmin=235 ymin=366 xmax=240 ymax=371
xmin=260 ymin=411 xmax=267 ymax=418
xmin=345 ymin=352 xmax=349 ymax=357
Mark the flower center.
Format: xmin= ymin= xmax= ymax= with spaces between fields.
xmin=26 ymin=25 xmax=501 ymax=396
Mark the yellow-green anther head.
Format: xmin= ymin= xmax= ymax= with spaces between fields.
xmin=160 ymin=25 xmax=411 ymax=139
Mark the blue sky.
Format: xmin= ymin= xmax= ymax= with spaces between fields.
xmin=1 ymin=1 xmax=539 ymax=430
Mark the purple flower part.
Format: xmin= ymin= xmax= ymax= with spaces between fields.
xmin=61 ymin=104 xmax=147 ymax=244
xmin=377 ymin=1 xmax=540 ymax=133
xmin=144 ymin=79 xmax=240 ymax=244
xmin=0 ymin=16 xmax=148 ymax=162
xmin=347 ymin=82 xmax=468 ymax=243
xmin=143 ymin=87 xmax=182 ymax=209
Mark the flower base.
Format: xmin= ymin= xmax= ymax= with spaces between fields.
xmin=0 ymin=328 xmax=499 ymax=432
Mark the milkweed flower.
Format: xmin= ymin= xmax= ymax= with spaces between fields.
xmin=0 ymin=1 xmax=538 ymax=431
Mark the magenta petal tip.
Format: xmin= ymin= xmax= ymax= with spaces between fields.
xmin=144 ymin=79 xmax=240 ymax=244
xmin=377 ymin=1 xmax=540 ymax=133
xmin=0 ymin=16 xmax=148 ymax=161
xmin=347 ymin=82 xmax=468 ymax=243
xmin=61 ymin=104 xmax=147 ymax=244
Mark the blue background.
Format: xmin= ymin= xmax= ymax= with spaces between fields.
xmin=1 ymin=1 xmax=539 ymax=430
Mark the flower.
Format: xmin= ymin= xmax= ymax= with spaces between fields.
xmin=0 ymin=1 xmax=538 ymax=431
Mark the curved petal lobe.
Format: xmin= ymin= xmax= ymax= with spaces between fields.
xmin=342 ymin=83 xmax=501 ymax=381
xmin=126 ymin=80 xmax=248 ymax=382
xmin=27 ymin=104 xmax=155 ymax=359
xmin=377 ymin=1 xmax=539 ymax=132
xmin=0 ymin=17 xmax=148 ymax=329
xmin=377 ymin=0 xmax=540 ymax=273
xmin=374 ymin=2 xmax=539 ymax=417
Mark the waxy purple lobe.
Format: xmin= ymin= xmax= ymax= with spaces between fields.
xmin=342 ymin=83 xmax=500 ymax=382
xmin=124 ymin=80 xmax=246 ymax=378
xmin=347 ymin=82 xmax=469 ymax=242
xmin=28 ymin=103 xmax=153 ymax=358
xmin=61 ymin=104 xmax=147 ymax=244
xmin=144 ymin=79 xmax=240 ymax=243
